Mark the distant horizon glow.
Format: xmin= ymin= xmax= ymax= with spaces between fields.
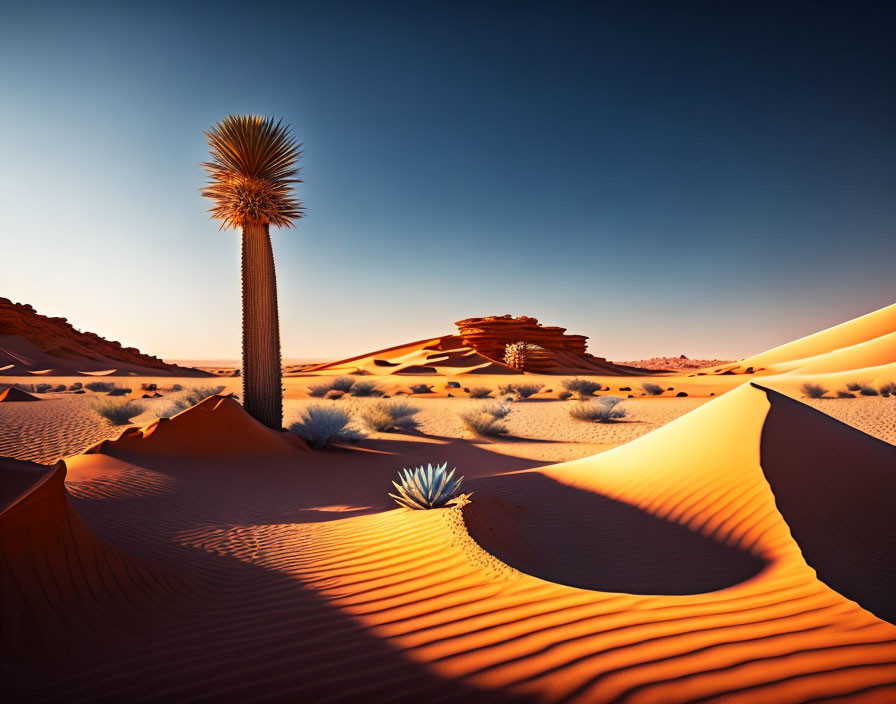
xmin=2 ymin=1 xmax=894 ymax=363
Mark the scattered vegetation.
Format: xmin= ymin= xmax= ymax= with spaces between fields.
xmin=359 ymin=400 xmax=421 ymax=432
xmin=171 ymin=384 xmax=184 ymax=392
xmin=466 ymin=387 xmax=492 ymax=399
xmin=459 ymin=401 xmax=511 ymax=436
xmin=837 ymin=391 xmax=855 ymax=398
xmin=561 ymin=378 xmax=602 ymax=399
xmin=389 ymin=462 xmax=467 ymax=510
xmin=155 ymin=385 xmax=226 ymax=418
xmin=845 ymin=381 xmax=863 ymax=392
xmin=879 ymin=381 xmax=896 ymax=397
xmin=69 ymin=382 xmax=83 ymax=391
xmin=859 ymin=385 xmax=879 ymax=396
xmin=349 ymin=380 xmax=383 ymax=397
xmin=91 ymin=398 xmax=145 ymax=425
xmin=308 ymin=382 xmax=332 ymax=398
xmin=34 ymin=383 xmax=52 ymax=393
xmin=641 ymin=382 xmax=664 ymax=396
xmin=141 ymin=383 xmax=158 ymax=391
xmin=52 ymin=384 xmax=66 ymax=392
xmin=558 ymin=390 xmax=573 ymax=401
xmin=107 ymin=387 xmax=132 ymax=396
xmin=324 ymin=389 xmax=345 ymax=400
xmin=288 ymin=405 xmax=364 ymax=448
xmin=569 ymin=396 xmax=627 ymax=423
xmin=801 ymin=383 xmax=828 ymax=399
xmin=409 ymin=384 xmax=433 ymax=394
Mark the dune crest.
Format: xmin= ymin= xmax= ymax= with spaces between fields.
xmin=85 ymin=395 xmax=308 ymax=457
xmin=0 ymin=456 xmax=172 ymax=663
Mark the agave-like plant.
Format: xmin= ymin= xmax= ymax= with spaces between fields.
xmin=201 ymin=115 xmax=304 ymax=430
xmin=389 ymin=462 xmax=467 ymax=509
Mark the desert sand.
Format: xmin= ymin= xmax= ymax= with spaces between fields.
xmin=1 ymin=303 xmax=895 ymax=702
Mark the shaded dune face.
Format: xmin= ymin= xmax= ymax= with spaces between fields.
xmin=464 ymin=473 xmax=767 ymax=595
xmin=756 ymin=385 xmax=896 ymax=625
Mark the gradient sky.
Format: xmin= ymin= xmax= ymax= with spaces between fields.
xmin=1 ymin=1 xmax=894 ymax=363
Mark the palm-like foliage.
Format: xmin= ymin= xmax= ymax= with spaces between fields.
xmin=201 ymin=115 xmax=305 ymax=229
xmin=390 ymin=462 xmax=467 ymax=509
xmin=200 ymin=115 xmax=304 ymax=430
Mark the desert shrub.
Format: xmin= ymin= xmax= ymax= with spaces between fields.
xmin=845 ymin=381 xmax=863 ymax=391
xmin=389 ymin=462 xmax=466 ymax=509
xmin=359 ymin=400 xmax=421 ymax=432
xmin=561 ymin=378 xmax=602 ymax=398
xmin=349 ymin=380 xmax=383 ymax=397
xmin=837 ymin=391 xmax=856 ymax=398
xmin=569 ymin=396 xmax=627 ymax=423
xmin=331 ymin=376 xmax=357 ymax=392
xmin=447 ymin=381 xmax=461 ymax=388
xmin=459 ymin=401 xmax=511 ymax=435
xmin=91 ymin=399 xmax=145 ymax=425
xmin=859 ymin=385 xmax=879 ymax=396
xmin=641 ymin=382 xmax=664 ymax=396
xmin=141 ymin=383 xmax=158 ymax=391
xmin=108 ymin=387 xmax=133 ymax=396
xmin=288 ymin=405 xmax=364 ymax=448
xmin=466 ymin=387 xmax=492 ymax=399
xmin=171 ymin=383 xmax=183 ymax=392
xmin=409 ymin=384 xmax=433 ymax=394
xmin=324 ymin=389 xmax=345 ymax=400
xmin=85 ymin=381 xmax=116 ymax=393
xmin=155 ymin=385 xmax=225 ymax=418
xmin=308 ymin=382 xmax=331 ymax=397
xmin=499 ymin=383 xmax=544 ymax=398
xmin=34 ymin=383 xmax=52 ymax=393
xmin=801 ymin=382 xmax=827 ymax=399
xmin=53 ymin=384 xmax=66 ymax=392
xmin=878 ymin=381 xmax=896 ymax=397
xmin=558 ymin=390 xmax=573 ymax=400
xmin=69 ymin=382 xmax=83 ymax=391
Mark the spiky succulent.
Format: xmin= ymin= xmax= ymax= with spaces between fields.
xmin=200 ymin=115 xmax=305 ymax=229
xmin=390 ymin=462 xmax=467 ymax=510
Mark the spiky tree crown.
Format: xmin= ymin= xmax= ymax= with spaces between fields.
xmin=201 ymin=115 xmax=305 ymax=229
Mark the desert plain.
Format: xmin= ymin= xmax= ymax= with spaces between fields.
xmin=2 ymin=302 xmax=895 ymax=703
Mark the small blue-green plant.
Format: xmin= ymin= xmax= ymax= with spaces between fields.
xmin=389 ymin=462 xmax=467 ymax=509
xmin=288 ymin=404 xmax=365 ymax=448
xmin=331 ymin=376 xmax=357 ymax=392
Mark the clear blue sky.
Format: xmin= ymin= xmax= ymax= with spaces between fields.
xmin=1 ymin=0 xmax=893 ymax=362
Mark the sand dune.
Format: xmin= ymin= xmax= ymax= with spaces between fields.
xmin=0 ymin=456 xmax=174 ymax=674
xmin=0 ymin=387 xmax=40 ymax=403
xmin=704 ymin=302 xmax=896 ymax=375
xmin=3 ymin=381 xmax=894 ymax=702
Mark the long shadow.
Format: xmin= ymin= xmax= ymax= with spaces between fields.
xmin=7 ymin=509 xmax=535 ymax=704
xmin=753 ymin=383 xmax=896 ymax=624
xmin=463 ymin=472 xmax=766 ymax=595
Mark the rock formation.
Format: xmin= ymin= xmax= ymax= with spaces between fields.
xmin=0 ymin=298 xmax=208 ymax=376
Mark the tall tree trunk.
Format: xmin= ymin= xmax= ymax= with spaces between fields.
xmin=241 ymin=222 xmax=282 ymax=430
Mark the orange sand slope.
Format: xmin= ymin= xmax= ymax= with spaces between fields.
xmin=4 ymin=384 xmax=894 ymax=702
xmin=84 ymin=395 xmax=309 ymax=457
xmin=0 ymin=456 xmax=174 ymax=665
xmin=705 ymin=302 xmax=896 ymax=375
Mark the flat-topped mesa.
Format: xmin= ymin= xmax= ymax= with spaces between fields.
xmin=454 ymin=315 xmax=601 ymax=371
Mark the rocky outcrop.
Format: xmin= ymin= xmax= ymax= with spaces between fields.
xmin=0 ymin=298 xmax=207 ymax=376
xmin=454 ymin=315 xmax=651 ymax=375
